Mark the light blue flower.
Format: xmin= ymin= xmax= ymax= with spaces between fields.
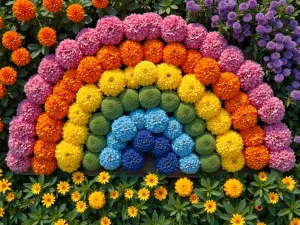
xmin=179 ymin=153 xmax=200 ymax=174
xmin=144 ymin=108 xmax=169 ymax=133
xmin=112 ymin=116 xmax=137 ymax=142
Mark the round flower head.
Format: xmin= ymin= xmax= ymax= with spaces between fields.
xmin=221 ymin=152 xmax=245 ymax=172
xmin=151 ymin=134 xmax=171 ymax=157
xmin=163 ymin=42 xmax=187 ymax=66
xmin=43 ymin=0 xmax=63 ymax=13
xmin=88 ymin=191 xmax=106 ymax=209
xmin=231 ymin=105 xmax=258 ymax=131
xmin=96 ymin=16 xmax=123 ymax=45
xmin=55 ymin=39 xmax=83 ymax=69
xmin=236 ymin=60 xmax=264 ymax=91
xmin=119 ymin=40 xmax=143 ymax=66
xmin=218 ymin=46 xmax=244 ymax=73
xmin=216 ymin=130 xmax=244 ymax=157
xmin=156 ymin=63 xmax=182 ymax=90
xmin=77 ymin=56 xmax=103 ymax=84
xmin=9 ymin=116 xmax=35 ymax=139
xmin=206 ymin=109 xmax=231 ymax=135
xmin=2 ymin=30 xmax=22 ymax=51
xmin=124 ymin=66 xmax=139 ymax=89
xmin=244 ymin=145 xmax=270 ymax=170
xmin=163 ymin=117 xmax=183 ymax=140
xmin=123 ymin=14 xmax=148 ymax=41
xmin=68 ymin=103 xmax=90 ymax=126
xmin=38 ymin=27 xmax=57 ymax=47
xmin=144 ymin=13 xmax=162 ymax=39
xmin=106 ymin=132 xmax=126 ymax=151
xmin=194 ymin=58 xmax=221 ymax=85
xmin=112 ymin=116 xmax=137 ymax=142
xmin=98 ymin=69 xmax=125 ymax=97
xmin=181 ymin=49 xmax=202 ymax=74
xmin=178 ymin=74 xmax=205 ymax=103
xmin=62 ymin=122 xmax=89 ymax=146
xmin=161 ymin=15 xmax=187 ymax=43
xmin=36 ymin=113 xmax=63 ymax=142
xmin=240 ymin=125 xmax=264 ymax=147
xmin=5 ymin=151 xmax=31 ymax=173
xmin=195 ymin=91 xmax=222 ymax=120
xmin=224 ymin=179 xmax=243 ymax=198
xmin=76 ymin=84 xmax=103 ymax=113
xmin=258 ymin=97 xmax=285 ymax=125
xmin=184 ymin=23 xmax=208 ymax=49
xmin=155 ymin=152 xmax=179 ymax=174
xmin=61 ymin=69 xmax=83 ymax=92
xmin=96 ymin=45 xmax=121 ymax=71
xmin=121 ymin=147 xmax=145 ymax=171
xmin=77 ymin=29 xmax=101 ymax=56
xmin=0 ymin=84 xmax=6 ymax=99
xmin=11 ymin=47 xmax=30 ymax=66
xmin=38 ymin=55 xmax=64 ymax=83
xmin=45 ymin=95 xmax=69 ymax=120
xmin=53 ymin=81 xmax=76 ymax=104
xmin=172 ymin=133 xmax=194 ymax=157
xmin=224 ymin=91 xmax=249 ymax=114
xmin=67 ymin=4 xmax=85 ymax=22
xmin=264 ymin=123 xmax=291 ymax=151
xmin=129 ymin=109 xmax=145 ymax=130
xmin=132 ymin=130 xmax=154 ymax=152
xmin=269 ymin=148 xmax=296 ymax=172
xmin=24 ymin=75 xmax=53 ymax=105
xmin=8 ymin=136 xmax=35 ymax=157
xmin=213 ymin=72 xmax=240 ymax=100
xmin=143 ymin=39 xmax=164 ymax=64
xmin=200 ymin=32 xmax=228 ymax=60
xmin=75 ymin=28 xmax=92 ymax=40
xmin=32 ymin=157 xmax=57 ymax=175
xmin=33 ymin=139 xmax=56 ymax=159
xmin=99 ymin=147 xmax=121 ymax=170
xmin=179 ymin=153 xmax=200 ymax=174
xmin=175 ymin=177 xmax=193 ymax=197
xmin=248 ymin=83 xmax=274 ymax=108
xmin=0 ymin=67 xmax=17 ymax=85
xmin=92 ymin=0 xmax=108 ymax=9
xmin=17 ymin=99 xmax=42 ymax=124
xmin=12 ymin=0 xmax=35 ymax=22
xmin=133 ymin=61 xmax=158 ymax=86
xmin=144 ymin=108 xmax=169 ymax=133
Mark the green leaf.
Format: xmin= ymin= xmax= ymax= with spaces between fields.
xmin=3 ymin=108 xmax=14 ymax=116
xmin=28 ymin=44 xmax=41 ymax=51
xmin=73 ymin=23 xmax=80 ymax=34
xmin=104 ymin=6 xmax=117 ymax=15
xmin=126 ymin=2 xmax=140 ymax=11
xmin=166 ymin=7 xmax=171 ymax=14
xmin=31 ymin=50 xmax=41 ymax=59
xmin=5 ymin=1 xmax=14 ymax=5
xmin=278 ymin=208 xmax=290 ymax=216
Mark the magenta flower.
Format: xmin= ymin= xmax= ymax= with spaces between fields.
xmin=258 ymin=97 xmax=285 ymax=124
xmin=77 ymin=29 xmax=101 ymax=56
xmin=38 ymin=55 xmax=64 ymax=83
xmin=8 ymin=136 xmax=35 ymax=158
xmin=75 ymin=28 xmax=93 ymax=40
xmin=17 ymin=99 xmax=42 ymax=124
xmin=248 ymin=83 xmax=274 ymax=108
xmin=161 ymin=15 xmax=187 ymax=43
xmin=218 ymin=45 xmax=244 ymax=73
xmin=144 ymin=13 xmax=162 ymax=39
xmin=123 ymin=14 xmax=148 ymax=41
xmin=200 ymin=32 xmax=228 ymax=60
xmin=269 ymin=148 xmax=296 ymax=172
xmin=264 ymin=123 xmax=291 ymax=152
xmin=5 ymin=151 xmax=31 ymax=173
xmin=184 ymin=23 xmax=208 ymax=49
xmin=9 ymin=116 xmax=35 ymax=139
xmin=96 ymin=16 xmax=124 ymax=45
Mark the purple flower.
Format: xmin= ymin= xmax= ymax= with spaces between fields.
xmin=296 ymin=72 xmax=300 ymax=80
xmin=264 ymin=56 xmax=270 ymax=62
xmin=269 ymin=148 xmax=295 ymax=172
xmin=265 ymin=11 xmax=274 ymax=21
xmin=204 ymin=0 xmax=213 ymax=7
xmin=38 ymin=55 xmax=64 ymax=83
xmin=248 ymin=0 xmax=257 ymax=9
xmin=294 ymin=136 xmax=300 ymax=144
xmin=192 ymin=3 xmax=200 ymax=12
xmin=275 ymin=43 xmax=284 ymax=52
xmin=227 ymin=0 xmax=237 ymax=10
xmin=292 ymin=81 xmax=300 ymax=89
xmin=275 ymin=33 xmax=285 ymax=42
xmin=243 ymin=24 xmax=251 ymax=30
xmin=274 ymin=67 xmax=282 ymax=73
xmin=286 ymin=5 xmax=294 ymax=14
xmin=258 ymin=40 xmax=266 ymax=47
xmin=248 ymin=83 xmax=274 ymax=108
xmin=161 ymin=15 xmax=187 ymax=43
xmin=283 ymin=68 xmax=291 ymax=76
xmin=218 ymin=45 xmax=244 ymax=73
xmin=227 ymin=12 xmax=237 ymax=21
xmin=264 ymin=25 xmax=272 ymax=34
xmin=226 ymin=20 xmax=234 ymax=27
xmin=239 ymin=2 xmax=249 ymax=12
xmin=256 ymin=25 xmax=265 ymax=34
xmin=273 ymin=59 xmax=283 ymax=68
xmin=270 ymin=1 xmax=278 ymax=9
xmin=243 ymin=14 xmax=252 ymax=22
xmin=244 ymin=29 xmax=251 ymax=37
xmin=275 ymin=19 xmax=283 ymax=29
xmin=262 ymin=34 xmax=270 ymax=41
xmin=233 ymin=22 xmax=242 ymax=32
xmin=255 ymin=13 xmax=265 ymax=22
xmin=267 ymin=62 xmax=273 ymax=69
xmin=286 ymin=86 xmax=293 ymax=92
xmin=294 ymin=26 xmax=300 ymax=37
xmin=186 ymin=1 xmax=195 ymax=11
xmin=291 ymin=90 xmax=300 ymax=101
xmin=271 ymin=52 xmax=281 ymax=60
xmin=184 ymin=23 xmax=208 ymax=49
xmin=258 ymin=97 xmax=285 ymax=124
xmin=278 ymin=0 xmax=286 ymax=7
xmin=266 ymin=41 xmax=275 ymax=50
xmin=96 ymin=16 xmax=123 ymax=45
xmin=289 ymin=20 xmax=298 ymax=29
xmin=211 ymin=15 xmax=219 ymax=22
xmin=237 ymin=36 xmax=245 ymax=43
xmin=280 ymin=58 xmax=287 ymax=65
xmin=264 ymin=123 xmax=291 ymax=151
xmin=284 ymin=51 xmax=293 ymax=59
xmin=274 ymin=74 xmax=284 ymax=83
xmin=200 ymin=31 xmax=228 ymax=60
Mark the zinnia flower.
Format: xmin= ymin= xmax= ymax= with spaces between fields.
xmin=12 ymin=0 xmax=35 ymax=22
xmin=230 ymin=214 xmax=245 ymax=225
xmin=175 ymin=177 xmax=193 ymax=197
xmin=42 ymin=193 xmax=55 ymax=208
xmin=269 ymin=192 xmax=279 ymax=204
xmin=67 ymin=4 xmax=85 ymax=23
xmin=11 ymin=47 xmax=30 ymax=66
xmin=224 ymin=178 xmax=243 ymax=198
xmin=76 ymin=201 xmax=87 ymax=213
xmin=282 ymin=176 xmax=296 ymax=191
xmin=6 ymin=192 xmax=15 ymax=202
xmin=38 ymin=27 xmax=57 ymax=47
xmin=189 ymin=193 xmax=199 ymax=204
xmin=100 ymin=217 xmax=111 ymax=225
xmin=144 ymin=173 xmax=159 ymax=188
xmin=96 ymin=45 xmax=122 ymax=70
xmin=43 ymin=0 xmax=63 ymax=13
xmin=127 ymin=206 xmax=138 ymax=218
xmin=72 ymin=171 xmax=84 ymax=185
xmin=143 ymin=39 xmax=164 ymax=64
xmin=204 ymin=200 xmax=217 ymax=213
xmin=0 ymin=67 xmax=17 ymax=85
xmin=0 ymin=179 xmax=12 ymax=193
xmin=71 ymin=191 xmax=81 ymax=202
xmin=124 ymin=189 xmax=134 ymax=199
xmin=31 ymin=183 xmax=41 ymax=194
xmin=154 ymin=186 xmax=167 ymax=201
xmin=2 ymin=30 xmax=22 ymax=51
xmin=138 ymin=187 xmax=150 ymax=201
xmin=88 ymin=191 xmax=106 ymax=209
xmin=163 ymin=42 xmax=187 ymax=67
xmin=77 ymin=56 xmax=103 ymax=84
xmin=92 ymin=0 xmax=108 ymax=8
xmin=57 ymin=181 xmax=70 ymax=195
xmin=119 ymin=40 xmax=143 ymax=66
xmin=110 ymin=190 xmax=119 ymax=200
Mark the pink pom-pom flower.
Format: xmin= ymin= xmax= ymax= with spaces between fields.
xmin=96 ymin=16 xmax=124 ymax=45
xmin=17 ymin=99 xmax=42 ymax=124
xmin=144 ymin=12 xmax=162 ymax=39
xmin=123 ymin=14 xmax=148 ymax=41
xmin=9 ymin=116 xmax=35 ymax=139
xmin=248 ymin=83 xmax=274 ymax=109
xmin=5 ymin=151 xmax=31 ymax=173
xmin=218 ymin=45 xmax=244 ymax=73
xmin=77 ymin=29 xmax=101 ymax=56
xmin=161 ymin=15 xmax=187 ymax=43
xmin=184 ymin=23 xmax=208 ymax=49
xmin=200 ymin=32 xmax=228 ymax=60
xmin=258 ymin=97 xmax=285 ymax=124
xmin=75 ymin=28 xmax=93 ymax=40
xmin=269 ymin=148 xmax=296 ymax=172
xmin=8 ymin=136 xmax=35 ymax=158
xmin=264 ymin=123 xmax=291 ymax=151
xmin=38 ymin=55 xmax=64 ymax=83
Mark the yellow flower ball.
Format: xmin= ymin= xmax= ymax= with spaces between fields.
xmin=133 ymin=60 xmax=158 ymax=86
xmin=177 ymin=74 xmax=205 ymax=103
xmin=224 ymin=178 xmax=243 ymax=198
xmin=98 ymin=69 xmax=126 ymax=97
xmin=88 ymin=191 xmax=106 ymax=209
xmin=55 ymin=141 xmax=83 ymax=173
xmin=221 ymin=152 xmax=245 ymax=172
xmin=62 ymin=122 xmax=89 ymax=145
xmin=156 ymin=63 xmax=182 ymax=91
xmin=216 ymin=130 xmax=244 ymax=157
xmin=76 ymin=84 xmax=102 ymax=113
xmin=124 ymin=66 xmax=139 ymax=89
xmin=206 ymin=108 xmax=232 ymax=135
xmin=195 ymin=91 xmax=221 ymax=120
xmin=175 ymin=177 xmax=193 ymax=197
xmin=68 ymin=103 xmax=91 ymax=126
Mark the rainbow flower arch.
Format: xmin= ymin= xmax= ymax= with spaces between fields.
xmin=6 ymin=13 xmax=295 ymax=175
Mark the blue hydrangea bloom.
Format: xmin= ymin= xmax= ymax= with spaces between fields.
xmin=172 ymin=133 xmax=194 ymax=157
xmin=163 ymin=117 xmax=183 ymax=140
xmin=145 ymin=108 xmax=169 ymax=133
xmin=99 ymin=147 xmax=121 ymax=170
xmin=112 ymin=116 xmax=137 ymax=142
xmin=179 ymin=153 xmax=200 ymax=174
xmin=121 ymin=147 xmax=145 ymax=171
xmin=129 ymin=109 xmax=145 ymax=130
xmin=155 ymin=152 xmax=179 ymax=174
xmin=106 ymin=132 xmax=127 ymax=151
xmin=152 ymin=134 xmax=171 ymax=157
xmin=132 ymin=130 xmax=155 ymax=152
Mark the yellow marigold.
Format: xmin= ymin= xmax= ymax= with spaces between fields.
xmin=221 ymin=152 xmax=245 ymax=172
xmin=239 ymin=125 xmax=264 ymax=147
xmin=195 ymin=91 xmax=221 ymax=120
xmin=36 ymin=113 xmax=63 ymax=142
xmin=145 ymin=173 xmax=159 ymax=188
xmin=45 ymin=95 xmax=70 ymax=120
xmin=282 ymin=176 xmax=296 ymax=191
xmin=213 ymin=72 xmax=240 ymax=100
xmin=110 ymin=190 xmax=119 ymax=200
xmin=133 ymin=60 xmax=158 ymax=86
xmin=124 ymin=189 xmax=134 ymax=199
xmin=67 ymin=4 xmax=85 ymax=23
xmin=96 ymin=45 xmax=121 ymax=71
xmin=143 ymin=39 xmax=164 ymax=64
xmin=67 ymin=103 xmax=90 ymax=126
xmin=156 ymin=63 xmax=182 ymax=91
xmin=204 ymin=200 xmax=217 ymax=214
xmin=225 ymin=91 xmax=250 ymax=114
xmin=258 ymin=172 xmax=268 ymax=182
xmin=230 ymin=214 xmax=245 ymax=225
xmin=98 ymin=69 xmax=126 ymax=97
xmin=88 ymin=191 xmax=106 ymax=209
xmin=194 ymin=58 xmax=221 ymax=85
xmin=269 ymin=192 xmax=279 ymax=204
xmin=71 ymin=191 xmax=81 ymax=202
xmin=138 ymin=187 xmax=150 ymax=201
xmin=100 ymin=216 xmax=111 ymax=225
xmin=76 ymin=201 xmax=87 ymax=213
xmin=97 ymin=171 xmax=110 ymax=184
xmin=154 ymin=186 xmax=168 ymax=201
xmin=124 ymin=66 xmax=139 ymax=89
xmin=62 ymin=121 xmax=88 ymax=145
xmin=244 ymin=145 xmax=270 ymax=170
xmin=181 ymin=49 xmax=202 ymax=74
xmin=42 ymin=193 xmax=55 ymax=208
xmin=216 ymin=130 xmax=244 ymax=157
xmin=76 ymin=84 xmax=103 ymax=113
xmin=163 ymin=42 xmax=187 ymax=66
xmin=206 ymin=108 xmax=231 ymax=135
xmin=53 ymin=81 xmax=76 ymax=104
xmin=72 ymin=171 xmax=84 ymax=185
xmin=224 ymin=178 xmax=243 ymax=198
xmin=128 ymin=206 xmax=138 ymax=218
xmin=92 ymin=0 xmax=108 ymax=9
xmin=55 ymin=141 xmax=83 ymax=173
xmin=0 ymin=84 xmax=6 ymax=99
xmin=175 ymin=177 xmax=193 ymax=197
xmin=0 ymin=66 xmax=17 ymax=85
xmin=57 ymin=181 xmax=70 ymax=195
xmin=290 ymin=218 xmax=300 ymax=225
xmin=189 ymin=193 xmax=199 ymax=204
xmin=11 ymin=47 xmax=30 ymax=66
xmin=0 ymin=17 xmax=3 ymax=29
xmin=38 ymin=27 xmax=57 ymax=47
xmin=119 ymin=40 xmax=143 ymax=66
xmin=77 ymin=56 xmax=103 ymax=84
xmin=2 ymin=30 xmax=22 ymax=51
xmin=43 ymin=0 xmax=63 ymax=13
xmin=231 ymin=105 xmax=258 ymax=131
xmin=12 ymin=0 xmax=35 ymax=22
xmin=177 ymin=74 xmax=205 ymax=103
xmin=62 ymin=69 xmax=83 ymax=92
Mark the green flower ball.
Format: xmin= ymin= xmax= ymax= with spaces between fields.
xmin=200 ymin=153 xmax=221 ymax=173
xmin=85 ymin=134 xmax=106 ymax=153
xmin=195 ymin=132 xmax=216 ymax=155
xmin=82 ymin=151 xmax=101 ymax=170
xmin=174 ymin=103 xmax=196 ymax=124
xmin=139 ymin=86 xmax=161 ymax=109
xmin=160 ymin=91 xmax=180 ymax=113
xmin=101 ymin=97 xmax=124 ymax=120
xmin=119 ymin=89 xmax=139 ymax=112
xmin=89 ymin=112 xmax=111 ymax=136
xmin=184 ymin=117 xmax=206 ymax=137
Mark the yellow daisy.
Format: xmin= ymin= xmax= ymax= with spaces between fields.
xmin=55 ymin=218 xmax=68 ymax=225
xmin=189 ymin=193 xmax=199 ymax=204
xmin=258 ymin=172 xmax=268 ymax=182
xmin=125 ymin=189 xmax=134 ymax=199
xmin=282 ymin=176 xmax=296 ymax=191
xmin=144 ymin=174 xmax=159 ymax=188
xmin=100 ymin=216 xmax=111 ymax=225
xmin=57 ymin=181 xmax=70 ymax=195
xmin=204 ymin=200 xmax=217 ymax=214
xmin=31 ymin=183 xmax=41 ymax=194
xmin=0 ymin=207 xmax=4 ymax=218
xmin=71 ymin=191 xmax=81 ymax=202
xmin=97 ymin=171 xmax=110 ymax=184
xmin=269 ymin=192 xmax=279 ymax=204
xmin=42 ymin=193 xmax=55 ymax=208
xmin=230 ymin=214 xmax=245 ymax=225
xmin=76 ymin=201 xmax=87 ymax=213
xmin=110 ymin=190 xmax=119 ymax=200
xmin=127 ymin=206 xmax=138 ymax=218
xmin=6 ymin=192 xmax=15 ymax=202
xmin=138 ymin=187 xmax=150 ymax=201
xmin=72 ymin=171 xmax=84 ymax=185
xmin=0 ymin=179 xmax=12 ymax=193
xmin=290 ymin=218 xmax=300 ymax=225
xmin=257 ymin=222 xmax=266 ymax=225
xmin=154 ymin=186 xmax=168 ymax=201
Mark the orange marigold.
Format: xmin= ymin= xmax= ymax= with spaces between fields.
xmin=231 ymin=105 xmax=258 ymax=131
xmin=213 ymin=72 xmax=240 ymax=100
xmin=2 ymin=30 xmax=22 ymax=51
xmin=143 ymin=39 xmax=164 ymax=64
xmin=0 ymin=17 xmax=3 ymax=29
xmin=77 ymin=56 xmax=103 ymax=84
xmin=0 ymin=120 xmax=3 ymax=132
xmin=53 ymin=81 xmax=76 ymax=104
xmin=43 ymin=0 xmax=63 ymax=13
xmin=67 ymin=4 xmax=85 ymax=23
xmin=96 ymin=46 xmax=121 ymax=71
xmin=38 ymin=27 xmax=57 ymax=47
xmin=181 ymin=49 xmax=202 ymax=74
xmin=32 ymin=156 xmax=57 ymax=175
xmin=240 ymin=125 xmax=264 ymax=147
xmin=12 ymin=0 xmax=35 ymax=22
xmin=92 ymin=0 xmax=108 ymax=8
xmin=36 ymin=113 xmax=63 ymax=142
xmin=244 ymin=145 xmax=270 ymax=170
xmin=119 ymin=40 xmax=143 ymax=67
xmin=194 ymin=58 xmax=221 ymax=85
xmin=0 ymin=67 xmax=17 ymax=85
xmin=45 ymin=95 xmax=70 ymax=120
xmin=224 ymin=91 xmax=250 ymax=114
xmin=11 ymin=47 xmax=31 ymax=66
xmin=61 ymin=69 xmax=83 ymax=92
xmin=163 ymin=42 xmax=187 ymax=67
xmin=33 ymin=139 xmax=56 ymax=159
xmin=0 ymin=84 xmax=6 ymax=99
